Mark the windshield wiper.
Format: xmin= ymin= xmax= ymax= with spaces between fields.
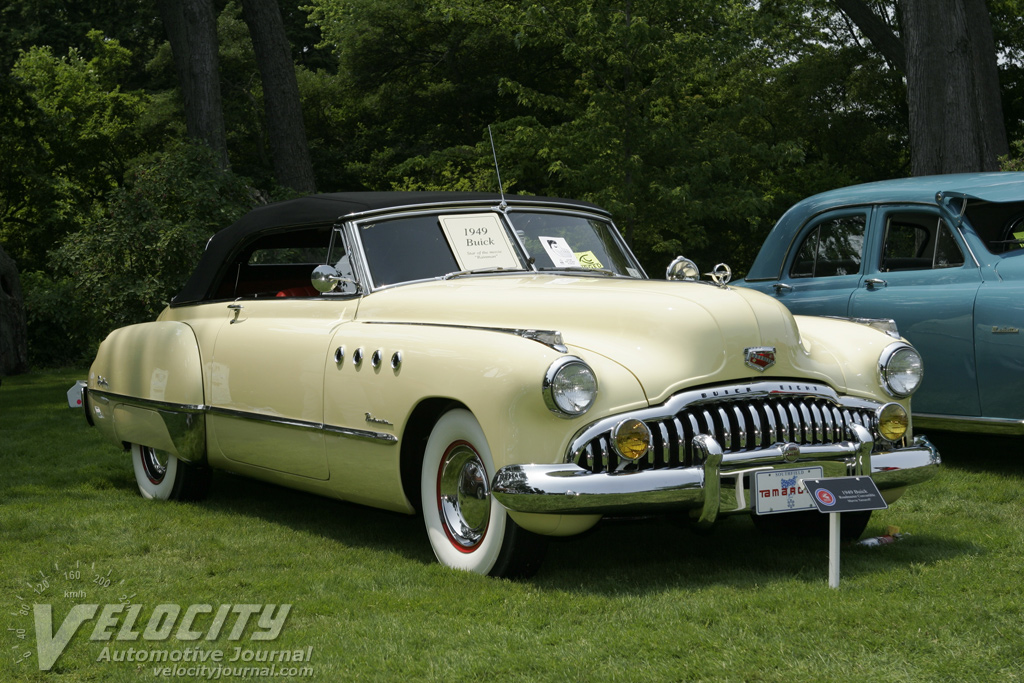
xmin=442 ymin=266 xmax=521 ymax=280
xmin=536 ymin=266 xmax=620 ymax=277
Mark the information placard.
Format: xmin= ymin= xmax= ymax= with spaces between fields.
xmin=801 ymin=476 xmax=888 ymax=514
xmin=439 ymin=213 xmax=520 ymax=271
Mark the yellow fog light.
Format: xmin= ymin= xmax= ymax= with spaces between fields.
xmin=876 ymin=402 xmax=909 ymax=442
xmin=612 ymin=419 xmax=652 ymax=460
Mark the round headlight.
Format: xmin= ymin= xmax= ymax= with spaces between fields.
xmin=879 ymin=343 xmax=923 ymax=398
xmin=612 ymin=419 xmax=652 ymax=460
xmin=876 ymin=402 xmax=909 ymax=442
xmin=543 ymin=357 xmax=598 ymax=417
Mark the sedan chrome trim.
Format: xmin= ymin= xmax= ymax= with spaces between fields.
xmin=364 ymin=320 xmax=568 ymax=353
xmin=87 ymin=389 xmax=206 ymax=463
xmin=207 ymin=406 xmax=398 ymax=443
xmin=493 ymin=425 xmax=939 ymax=517
xmin=88 ymin=390 xmax=398 ymax=446
xmin=568 ymin=380 xmax=874 ymax=458
xmin=913 ymin=413 xmax=1024 ymax=435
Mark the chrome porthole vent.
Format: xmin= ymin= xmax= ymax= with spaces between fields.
xmin=371 ymin=349 xmax=383 ymax=369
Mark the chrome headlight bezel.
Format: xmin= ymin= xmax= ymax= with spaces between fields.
xmin=543 ymin=356 xmax=598 ymax=418
xmin=879 ymin=342 xmax=924 ymax=398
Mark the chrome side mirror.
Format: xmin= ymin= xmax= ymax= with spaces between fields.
xmin=666 ymin=256 xmax=700 ymax=281
xmin=312 ymin=265 xmax=361 ymax=294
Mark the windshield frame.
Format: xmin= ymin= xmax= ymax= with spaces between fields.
xmin=342 ymin=204 xmax=647 ymax=293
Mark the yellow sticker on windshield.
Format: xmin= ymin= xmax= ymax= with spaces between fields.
xmin=575 ymin=251 xmax=604 ymax=269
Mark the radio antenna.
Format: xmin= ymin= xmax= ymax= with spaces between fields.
xmin=487 ymin=125 xmax=507 ymax=210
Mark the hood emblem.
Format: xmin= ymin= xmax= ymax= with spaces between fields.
xmin=744 ymin=347 xmax=776 ymax=372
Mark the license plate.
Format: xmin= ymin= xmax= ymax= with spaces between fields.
xmin=754 ymin=467 xmax=823 ymax=515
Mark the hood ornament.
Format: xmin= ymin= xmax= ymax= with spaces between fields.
xmin=705 ymin=263 xmax=732 ymax=286
xmin=744 ymin=347 xmax=776 ymax=372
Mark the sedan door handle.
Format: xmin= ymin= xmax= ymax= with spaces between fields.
xmin=772 ymin=282 xmax=793 ymax=294
xmin=227 ymin=303 xmax=244 ymax=323
xmin=865 ymin=278 xmax=887 ymax=289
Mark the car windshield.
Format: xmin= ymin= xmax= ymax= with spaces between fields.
xmin=506 ymin=211 xmax=643 ymax=278
xmin=355 ymin=208 xmax=642 ymax=289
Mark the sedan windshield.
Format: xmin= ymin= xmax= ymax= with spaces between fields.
xmin=356 ymin=208 xmax=642 ymax=289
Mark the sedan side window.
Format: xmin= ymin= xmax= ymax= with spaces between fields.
xmin=880 ymin=213 xmax=964 ymax=271
xmin=790 ymin=214 xmax=865 ymax=278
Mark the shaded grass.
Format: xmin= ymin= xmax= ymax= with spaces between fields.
xmin=2 ymin=370 xmax=1023 ymax=681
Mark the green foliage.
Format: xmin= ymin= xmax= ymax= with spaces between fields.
xmin=4 ymin=0 xmax=1022 ymax=365
xmin=47 ymin=140 xmax=260 ymax=341
xmin=999 ymin=139 xmax=1024 ymax=171
xmin=20 ymin=270 xmax=99 ymax=367
xmin=1 ymin=32 xmax=152 ymax=271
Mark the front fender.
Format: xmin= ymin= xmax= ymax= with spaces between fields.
xmin=325 ymin=322 xmax=649 ymax=471
xmin=86 ymin=321 xmax=206 ymax=463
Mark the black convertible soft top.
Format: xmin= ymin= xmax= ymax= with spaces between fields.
xmin=172 ymin=191 xmax=607 ymax=305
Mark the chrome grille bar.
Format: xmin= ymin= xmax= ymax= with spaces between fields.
xmin=570 ymin=391 xmax=890 ymax=474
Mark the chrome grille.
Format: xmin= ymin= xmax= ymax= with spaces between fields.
xmin=571 ymin=395 xmax=887 ymax=474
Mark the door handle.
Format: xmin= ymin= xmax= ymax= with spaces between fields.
xmin=772 ymin=282 xmax=793 ymax=295
xmin=228 ymin=303 xmax=244 ymax=323
xmin=865 ymin=278 xmax=887 ymax=289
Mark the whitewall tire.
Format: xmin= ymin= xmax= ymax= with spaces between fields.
xmin=420 ymin=409 xmax=545 ymax=578
xmin=131 ymin=443 xmax=210 ymax=501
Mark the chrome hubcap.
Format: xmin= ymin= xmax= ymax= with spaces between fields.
xmin=437 ymin=441 xmax=490 ymax=550
xmin=140 ymin=446 xmax=167 ymax=485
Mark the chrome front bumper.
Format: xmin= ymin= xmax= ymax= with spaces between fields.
xmin=491 ymin=424 xmax=940 ymax=524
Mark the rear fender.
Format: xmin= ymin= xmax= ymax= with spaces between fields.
xmin=86 ymin=321 xmax=206 ymax=463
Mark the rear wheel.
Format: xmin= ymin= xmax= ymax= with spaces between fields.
xmin=752 ymin=509 xmax=871 ymax=541
xmin=131 ymin=444 xmax=211 ymax=501
xmin=420 ymin=409 xmax=545 ymax=578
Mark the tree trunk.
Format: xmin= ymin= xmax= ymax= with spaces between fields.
xmin=835 ymin=0 xmax=1008 ymax=175
xmin=241 ymin=0 xmax=317 ymax=193
xmin=0 ymin=243 xmax=29 ymax=377
xmin=157 ymin=0 xmax=230 ymax=170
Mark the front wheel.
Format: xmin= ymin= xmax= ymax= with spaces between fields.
xmin=131 ymin=444 xmax=211 ymax=501
xmin=420 ymin=409 xmax=546 ymax=578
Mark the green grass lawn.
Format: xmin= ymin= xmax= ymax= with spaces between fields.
xmin=2 ymin=370 xmax=1023 ymax=682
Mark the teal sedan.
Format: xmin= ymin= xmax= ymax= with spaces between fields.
xmin=737 ymin=173 xmax=1024 ymax=435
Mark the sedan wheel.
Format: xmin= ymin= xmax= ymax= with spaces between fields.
xmin=421 ymin=409 xmax=545 ymax=578
xmin=131 ymin=443 xmax=211 ymax=501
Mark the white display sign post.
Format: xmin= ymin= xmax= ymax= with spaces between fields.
xmin=801 ymin=476 xmax=889 ymax=589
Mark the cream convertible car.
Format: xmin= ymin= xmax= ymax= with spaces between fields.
xmin=72 ymin=192 xmax=939 ymax=577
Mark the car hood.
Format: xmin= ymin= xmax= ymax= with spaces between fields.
xmin=355 ymin=275 xmax=844 ymax=404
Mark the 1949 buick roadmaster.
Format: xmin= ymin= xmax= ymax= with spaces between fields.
xmin=70 ymin=191 xmax=939 ymax=577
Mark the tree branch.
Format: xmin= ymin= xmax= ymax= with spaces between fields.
xmin=832 ymin=0 xmax=907 ymax=72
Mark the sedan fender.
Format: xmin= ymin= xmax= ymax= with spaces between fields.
xmin=85 ymin=321 xmax=206 ymax=463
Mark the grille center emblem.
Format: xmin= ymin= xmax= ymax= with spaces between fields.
xmin=781 ymin=442 xmax=800 ymax=463
xmin=744 ymin=346 xmax=776 ymax=372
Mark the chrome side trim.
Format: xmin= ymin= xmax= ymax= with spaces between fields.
xmin=207 ymin=406 xmax=399 ymax=443
xmin=88 ymin=390 xmax=398 ymax=446
xmin=88 ymin=389 xmax=206 ymax=463
xmin=913 ymin=413 xmax=1024 ymax=435
xmin=88 ymin=389 xmax=205 ymax=414
xmin=364 ymin=320 xmax=568 ymax=353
